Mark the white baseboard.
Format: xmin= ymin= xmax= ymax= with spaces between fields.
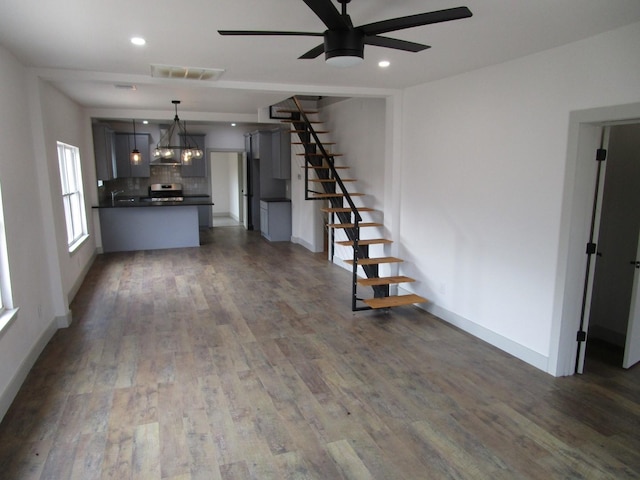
xmin=291 ymin=236 xmax=322 ymax=252
xmin=68 ymin=251 xmax=97 ymax=304
xmin=395 ymin=285 xmax=549 ymax=372
xmin=0 ymin=316 xmax=58 ymax=421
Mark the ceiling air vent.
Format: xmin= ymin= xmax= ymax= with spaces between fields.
xmin=150 ymin=64 xmax=225 ymax=81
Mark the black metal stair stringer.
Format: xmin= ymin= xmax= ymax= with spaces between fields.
xmin=289 ymin=97 xmax=389 ymax=309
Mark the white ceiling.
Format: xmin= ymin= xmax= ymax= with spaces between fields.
xmin=1 ymin=0 xmax=639 ymax=122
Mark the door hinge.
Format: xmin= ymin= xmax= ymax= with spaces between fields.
xmin=586 ymin=242 xmax=597 ymax=255
xmin=577 ymin=330 xmax=587 ymax=342
xmin=596 ymin=148 xmax=607 ymax=161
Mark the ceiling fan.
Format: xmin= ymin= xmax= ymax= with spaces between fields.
xmin=218 ymin=0 xmax=473 ymax=67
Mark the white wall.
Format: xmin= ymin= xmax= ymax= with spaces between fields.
xmin=399 ymin=21 xmax=640 ymax=374
xmin=38 ymin=80 xmax=98 ymax=303
xmin=0 ymin=46 xmax=90 ymax=419
xmin=290 ymin=98 xmax=387 ymax=254
xmin=322 ymin=98 xmax=387 ymax=266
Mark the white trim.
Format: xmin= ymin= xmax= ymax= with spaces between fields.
xmin=291 ymin=235 xmax=321 ymax=253
xmin=0 ymin=316 xmax=58 ymax=420
xmin=423 ymin=303 xmax=549 ymax=372
xmin=0 ymin=308 xmax=19 ymax=340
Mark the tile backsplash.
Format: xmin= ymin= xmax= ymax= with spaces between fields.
xmin=98 ymin=166 xmax=208 ymax=201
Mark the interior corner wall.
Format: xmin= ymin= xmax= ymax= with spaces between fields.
xmin=320 ymin=97 xmax=387 ymax=266
xmin=0 ymin=47 xmax=61 ymax=419
xmin=38 ymin=80 xmax=98 ymax=305
xmin=399 ymin=21 xmax=640 ymax=374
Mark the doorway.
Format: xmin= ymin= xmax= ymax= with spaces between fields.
xmin=209 ymin=151 xmax=245 ymax=227
xmin=585 ymin=123 xmax=640 ymax=370
xmin=553 ymin=102 xmax=640 ymax=377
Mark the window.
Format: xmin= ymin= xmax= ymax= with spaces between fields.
xmin=57 ymin=142 xmax=88 ymax=251
xmin=0 ymin=182 xmax=18 ymax=336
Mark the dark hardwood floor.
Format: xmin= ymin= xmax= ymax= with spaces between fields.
xmin=0 ymin=226 xmax=638 ymax=479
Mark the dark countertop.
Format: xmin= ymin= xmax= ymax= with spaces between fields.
xmin=93 ymin=195 xmax=214 ymax=209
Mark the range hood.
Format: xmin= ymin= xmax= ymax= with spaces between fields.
xmin=150 ymin=125 xmax=181 ymax=165
xmin=150 ymin=157 xmax=182 ymax=166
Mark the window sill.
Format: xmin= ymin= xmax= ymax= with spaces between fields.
xmin=69 ymin=234 xmax=90 ymax=254
xmin=0 ymin=307 xmax=19 ymax=341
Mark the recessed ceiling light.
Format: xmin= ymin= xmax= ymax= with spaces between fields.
xmin=378 ymin=60 xmax=390 ymax=68
xmin=142 ymin=120 xmax=149 ymax=125
xmin=131 ymin=37 xmax=146 ymax=46
xmin=231 ymin=123 xmax=237 ymax=127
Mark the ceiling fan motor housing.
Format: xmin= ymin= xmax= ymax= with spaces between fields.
xmin=323 ymin=29 xmax=364 ymax=61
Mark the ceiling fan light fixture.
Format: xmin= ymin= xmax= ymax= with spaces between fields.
xmin=324 ymin=29 xmax=364 ymax=67
xmin=326 ymin=53 xmax=363 ymax=67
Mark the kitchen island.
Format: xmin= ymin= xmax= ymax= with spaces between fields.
xmin=93 ymin=197 xmax=214 ymax=252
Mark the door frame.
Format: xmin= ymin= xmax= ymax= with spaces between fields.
xmin=550 ymin=102 xmax=640 ymax=376
xmin=208 ymin=149 xmax=245 ymax=227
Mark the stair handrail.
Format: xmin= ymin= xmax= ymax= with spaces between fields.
xmin=291 ymin=97 xmax=362 ymax=224
xmin=290 ymin=96 xmax=364 ymax=311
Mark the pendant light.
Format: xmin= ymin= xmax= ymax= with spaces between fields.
xmin=130 ymin=119 xmax=142 ymax=165
xmin=153 ymin=100 xmax=203 ymax=163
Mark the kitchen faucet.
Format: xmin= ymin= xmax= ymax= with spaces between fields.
xmin=111 ymin=190 xmax=124 ymax=204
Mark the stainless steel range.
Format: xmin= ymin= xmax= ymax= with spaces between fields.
xmin=149 ymin=183 xmax=184 ymax=202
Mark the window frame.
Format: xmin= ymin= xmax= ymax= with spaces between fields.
xmin=57 ymin=141 xmax=89 ymax=252
xmin=0 ymin=182 xmax=18 ymax=338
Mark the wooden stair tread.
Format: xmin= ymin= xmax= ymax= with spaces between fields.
xmin=358 ymin=276 xmax=416 ymax=286
xmin=276 ymin=109 xmax=318 ymax=114
xmin=297 ymin=152 xmax=343 ymax=156
xmin=312 ymin=193 xmax=364 ymax=199
xmin=328 ymin=222 xmax=381 ymax=229
xmin=309 ymin=178 xmax=356 ymax=183
xmin=344 ymin=256 xmax=403 ymax=266
xmin=282 ymin=119 xmax=322 ymax=124
xmin=363 ymin=294 xmax=427 ymax=309
xmin=303 ymin=166 xmax=349 ymax=169
xmin=321 ymin=207 xmax=374 ymax=213
xmin=336 ymin=238 xmax=392 ymax=246
xmin=291 ymin=130 xmax=329 ymax=134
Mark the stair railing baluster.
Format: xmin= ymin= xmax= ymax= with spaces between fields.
xmin=291 ymin=96 xmax=368 ymax=311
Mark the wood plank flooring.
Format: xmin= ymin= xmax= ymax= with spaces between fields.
xmin=0 ymin=226 xmax=639 ymax=479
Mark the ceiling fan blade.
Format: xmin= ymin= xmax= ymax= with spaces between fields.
xmin=364 ymin=35 xmax=430 ymax=53
xmin=299 ymin=43 xmax=326 ymax=59
xmin=218 ymin=30 xmax=323 ymax=37
xmin=302 ymin=0 xmax=349 ymax=30
xmin=360 ymin=6 xmax=472 ymax=36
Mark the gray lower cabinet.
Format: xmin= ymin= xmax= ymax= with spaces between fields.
xmin=260 ymin=199 xmax=291 ymax=242
xmin=92 ymin=124 xmax=116 ymax=181
xmin=115 ymin=133 xmax=151 ymax=177
xmin=198 ymin=205 xmax=210 ymax=228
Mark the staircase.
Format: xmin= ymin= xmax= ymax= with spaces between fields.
xmin=279 ymin=96 xmax=427 ymax=311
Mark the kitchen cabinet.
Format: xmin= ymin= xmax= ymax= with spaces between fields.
xmin=180 ymin=134 xmax=206 ymax=177
xmin=251 ymin=131 xmax=271 ymax=161
xmin=92 ymin=124 xmax=116 ymax=181
xmin=260 ymin=199 xmax=291 ymax=242
xmin=271 ymin=128 xmax=291 ymax=179
xmin=115 ymin=133 xmax=151 ymax=177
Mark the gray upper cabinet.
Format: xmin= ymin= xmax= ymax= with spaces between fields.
xmin=181 ymin=134 xmax=206 ymax=177
xmin=251 ymin=131 xmax=271 ymax=160
xmin=271 ymin=129 xmax=291 ymax=179
xmin=92 ymin=124 xmax=116 ymax=181
xmin=115 ymin=133 xmax=151 ymax=177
